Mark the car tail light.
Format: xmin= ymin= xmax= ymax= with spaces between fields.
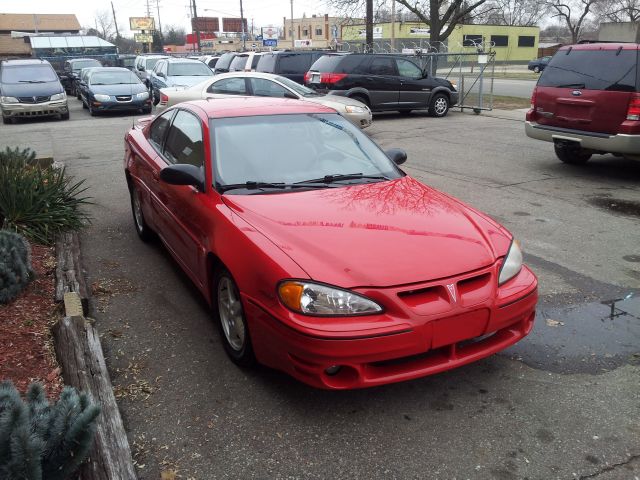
xmin=530 ymin=86 xmax=537 ymax=110
xmin=160 ymin=92 xmax=168 ymax=105
xmin=626 ymin=93 xmax=640 ymax=120
xmin=320 ymin=73 xmax=347 ymax=84
xmin=303 ymin=71 xmax=311 ymax=83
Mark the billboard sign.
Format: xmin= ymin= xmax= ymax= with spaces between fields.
xmin=263 ymin=39 xmax=277 ymax=47
xmin=261 ymin=26 xmax=279 ymax=40
xmin=130 ymin=17 xmax=155 ymax=31
xmin=294 ymin=39 xmax=312 ymax=48
xmin=134 ymin=33 xmax=153 ymax=43
xmin=409 ymin=27 xmax=430 ymax=36
xmin=186 ymin=32 xmax=216 ymax=44
xmin=191 ymin=17 xmax=219 ymax=32
xmin=357 ymin=26 xmax=382 ymax=39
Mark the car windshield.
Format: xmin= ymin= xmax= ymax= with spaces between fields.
xmin=145 ymin=57 xmax=165 ymax=70
xmin=90 ymin=71 xmax=140 ymax=85
xmin=169 ymin=63 xmax=213 ymax=76
xmin=1 ymin=65 xmax=58 ymax=83
xmin=72 ymin=60 xmax=101 ymax=72
xmin=211 ymin=113 xmax=401 ymax=192
xmin=275 ymin=76 xmax=319 ymax=97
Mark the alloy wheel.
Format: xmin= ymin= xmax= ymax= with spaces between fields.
xmin=217 ymin=276 xmax=246 ymax=351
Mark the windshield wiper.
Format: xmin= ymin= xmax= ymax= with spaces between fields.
xmin=296 ymin=173 xmax=390 ymax=184
xmin=18 ymin=80 xmax=46 ymax=83
xmin=217 ymin=181 xmax=331 ymax=193
xmin=556 ymin=83 xmax=585 ymax=88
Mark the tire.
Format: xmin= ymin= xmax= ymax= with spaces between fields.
xmin=88 ymin=103 xmax=97 ymax=116
xmin=152 ymin=89 xmax=160 ymax=106
xmin=60 ymin=112 xmax=70 ymax=120
xmin=428 ymin=93 xmax=450 ymax=117
xmin=554 ymin=144 xmax=592 ymax=165
xmin=350 ymin=94 xmax=369 ymax=107
xmin=212 ymin=267 xmax=255 ymax=367
xmin=76 ymin=89 xmax=82 ymax=100
xmin=129 ymin=186 xmax=155 ymax=242
xmin=533 ymin=66 xmax=540 ymax=73
xmin=82 ymin=100 xmax=87 ymax=109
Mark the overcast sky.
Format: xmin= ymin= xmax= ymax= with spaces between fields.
xmin=4 ymin=0 xmax=337 ymax=36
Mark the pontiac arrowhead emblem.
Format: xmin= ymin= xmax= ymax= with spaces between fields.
xmin=446 ymin=283 xmax=457 ymax=303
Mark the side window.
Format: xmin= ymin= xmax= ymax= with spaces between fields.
xmin=369 ymin=57 xmax=396 ymax=76
xmin=278 ymin=54 xmax=307 ymax=74
xmin=207 ymin=78 xmax=247 ymax=95
xmin=164 ymin=110 xmax=205 ymax=167
xmin=149 ymin=110 xmax=174 ymax=151
xmin=395 ymin=59 xmax=422 ymax=79
xmin=250 ymin=78 xmax=289 ymax=97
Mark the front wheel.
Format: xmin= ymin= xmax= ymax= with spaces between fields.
xmin=60 ymin=111 xmax=70 ymax=120
xmin=212 ymin=268 xmax=255 ymax=367
xmin=428 ymin=93 xmax=450 ymax=117
xmin=554 ymin=144 xmax=592 ymax=165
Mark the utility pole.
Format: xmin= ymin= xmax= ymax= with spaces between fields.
xmin=240 ymin=0 xmax=246 ymax=50
xmin=365 ymin=0 xmax=373 ymax=52
xmin=111 ymin=1 xmax=120 ymax=39
xmin=290 ymin=0 xmax=294 ymax=48
xmin=145 ymin=0 xmax=152 ymax=53
xmin=390 ymin=0 xmax=395 ymax=52
xmin=192 ymin=0 xmax=201 ymax=52
xmin=156 ymin=0 xmax=163 ymax=38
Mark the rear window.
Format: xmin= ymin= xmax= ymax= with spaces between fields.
xmin=168 ymin=62 xmax=213 ymax=77
xmin=539 ymin=49 xmax=638 ymax=92
xmin=256 ymin=54 xmax=276 ymax=73
xmin=309 ymin=55 xmax=347 ymax=72
xmin=229 ymin=55 xmax=248 ymax=71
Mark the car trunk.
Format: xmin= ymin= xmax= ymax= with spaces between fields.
xmin=533 ymin=45 xmax=639 ymax=135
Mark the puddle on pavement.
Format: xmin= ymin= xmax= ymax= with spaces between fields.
xmin=505 ymin=294 xmax=640 ymax=374
xmin=588 ymin=197 xmax=640 ymax=218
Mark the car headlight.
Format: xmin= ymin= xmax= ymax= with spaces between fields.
xmin=1 ymin=96 xmax=19 ymax=104
xmin=278 ymin=280 xmax=383 ymax=316
xmin=498 ymin=240 xmax=523 ymax=285
xmin=136 ymin=91 xmax=149 ymax=100
xmin=50 ymin=92 xmax=66 ymax=101
xmin=94 ymin=94 xmax=111 ymax=102
xmin=449 ymin=81 xmax=458 ymax=90
xmin=345 ymin=105 xmax=367 ymax=114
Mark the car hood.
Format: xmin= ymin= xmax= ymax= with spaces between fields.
xmin=89 ymin=83 xmax=147 ymax=95
xmin=306 ymin=94 xmax=370 ymax=111
xmin=1 ymin=80 xmax=63 ymax=98
xmin=166 ymin=75 xmax=212 ymax=87
xmin=222 ymin=176 xmax=510 ymax=288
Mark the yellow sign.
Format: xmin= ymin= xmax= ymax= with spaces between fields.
xmin=134 ymin=33 xmax=153 ymax=43
xmin=130 ymin=17 xmax=155 ymax=31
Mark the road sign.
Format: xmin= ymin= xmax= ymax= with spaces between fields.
xmin=263 ymin=39 xmax=277 ymax=47
xmin=134 ymin=33 xmax=153 ymax=43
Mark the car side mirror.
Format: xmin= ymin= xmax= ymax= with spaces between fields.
xmin=160 ymin=164 xmax=205 ymax=191
xmin=386 ymin=148 xmax=407 ymax=165
xmin=137 ymin=65 xmax=144 ymax=71
xmin=157 ymin=72 xmax=165 ymax=78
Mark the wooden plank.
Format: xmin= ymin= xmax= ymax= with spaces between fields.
xmin=52 ymin=316 xmax=137 ymax=480
xmin=54 ymin=232 xmax=89 ymax=314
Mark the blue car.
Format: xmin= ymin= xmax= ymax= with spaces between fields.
xmin=83 ymin=67 xmax=152 ymax=116
xmin=148 ymin=58 xmax=214 ymax=105
xmin=528 ymin=56 xmax=551 ymax=73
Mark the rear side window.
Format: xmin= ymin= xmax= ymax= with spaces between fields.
xmin=216 ymin=53 xmax=236 ymax=70
xmin=539 ymin=49 xmax=638 ymax=92
xmin=208 ymin=78 xmax=247 ymax=95
xmin=278 ymin=54 xmax=312 ymax=74
xmin=310 ymin=55 xmax=347 ymax=72
xmin=256 ymin=54 xmax=276 ymax=72
xmin=230 ymin=55 xmax=248 ymax=71
xmin=368 ymin=57 xmax=396 ymax=76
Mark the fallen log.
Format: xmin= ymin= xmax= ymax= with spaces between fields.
xmin=53 ymin=315 xmax=137 ymax=480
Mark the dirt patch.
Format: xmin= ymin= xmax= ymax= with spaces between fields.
xmin=0 ymin=244 xmax=63 ymax=397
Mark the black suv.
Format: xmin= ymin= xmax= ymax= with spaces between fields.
xmin=256 ymin=51 xmax=328 ymax=84
xmin=61 ymin=58 xmax=102 ymax=96
xmin=305 ymin=54 xmax=458 ymax=116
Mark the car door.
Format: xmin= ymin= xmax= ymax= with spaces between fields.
xmin=365 ymin=56 xmax=401 ymax=110
xmin=153 ymin=109 xmax=209 ymax=285
xmin=395 ymin=57 xmax=431 ymax=109
xmin=204 ymin=77 xmax=249 ymax=99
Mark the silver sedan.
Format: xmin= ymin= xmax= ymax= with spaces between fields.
xmin=157 ymin=71 xmax=372 ymax=128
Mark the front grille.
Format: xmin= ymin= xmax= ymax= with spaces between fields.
xmin=18 ymin=96 xmax=50 ymax=104
xmin=115 ymin=95 xmax=132 ymax=102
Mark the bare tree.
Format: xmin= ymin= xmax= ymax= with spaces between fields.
xmin=475 ymin=0 xmax=545 ymax=25
xmin=163 ymin=25 xmax=186 ymax=45
xmin=545 ymin=0 xmax=600 ymax=43
xmin=94 ymin=9 xmax=116 ymax=41
xmin=594 ymin=0 xmax=640 ymax=21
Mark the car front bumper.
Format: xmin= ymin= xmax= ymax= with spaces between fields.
xmin=525 ymin=120 xmax=640 ymax=155
xmin=91 ymin=99 xmax=151 ymax=111
xmin=246 ymin=264 xmax=538 ymax=389
xmin=344 ymin=110 xmax=372 ymax=129
xmin=1 ymin=100 xmax=68 ymax=118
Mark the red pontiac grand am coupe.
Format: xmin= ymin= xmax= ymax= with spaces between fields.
xmin=124 ymin=97 xmax=538 ymax=389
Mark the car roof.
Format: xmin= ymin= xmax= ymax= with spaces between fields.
xmin=1 ymin=59 xmax=51 ymax=66
xmin=91 ymin=67 xmax=132 ymax=72
xmin=560 ymin=42 xmax=639 ymax=51
xmin=162 ymin=57 xmax=205 ymax=63
xmin=183 ymin=97 xmax=335 ymax=119
xmin=213 ymin=71 xmax=289 ymax=82
xmin=68 ymin=58 xmax=101 ymax=63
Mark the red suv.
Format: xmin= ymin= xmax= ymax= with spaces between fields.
xmin=525 ymin=42 xmax=640 ymax=164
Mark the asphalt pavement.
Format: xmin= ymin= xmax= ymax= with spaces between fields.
xmin=1 ymin=101 xmax=639 ymax=480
